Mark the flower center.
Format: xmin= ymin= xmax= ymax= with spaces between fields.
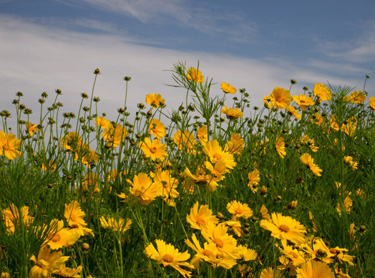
xmin=214 ymin=238 xmax=224 ymax=248
xmin=150 ymin=147 xmax=157 ymax=153
xmin=235 ymin=208 xmax=243 ymax=215
xmin=196 ymin=217 xmax=206 ymax=227
xmin=162 ymin=254 xmax=174 ymax=263
xmin=278 ymin=224 xmax=290 ymax=233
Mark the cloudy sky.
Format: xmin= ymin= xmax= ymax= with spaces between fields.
xmin=1 ymin=0 xmax=375 ymax=124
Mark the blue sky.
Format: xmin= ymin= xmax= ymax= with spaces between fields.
xmin=1 ymin=0 xmax=374 ymax=121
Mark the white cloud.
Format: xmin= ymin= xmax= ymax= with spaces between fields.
xmin=0 ymin=15 xmax=370 ymax=128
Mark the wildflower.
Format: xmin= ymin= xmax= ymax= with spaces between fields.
xmin=127 ymin=173 xmax=160 ymax=205
xmin=369 ymin=96 xmax=375 ymax=111
xmin=237 ymin=245 xmax=257 ymax=261
xmin=41 ymin=159 xmax=57 ymax=172
xmin=221 ymin=106 xmax=243 ymax=119
xmin=260 ymin=212 xmax=307 ymax=245
xmin=149 ymin=118 xmax=166 ymax=139
xmin=296 ymin=260 xmax=334 ymax=278
xmin=64 ymin=200 xmax=93 ymax=237
xmin=29 ymin=245 xmax=69 ymax=278
xmin=248 ymin=169 xmax=260 ymax=192
xmin=61 ymin=132 xmax=82 ymax=152
xmin=151 ymin=170 xmax=179 ymax=206
xmin=100 ymin=216 xmax=132 ymax=234
xmin=300 ymin=135 xmax=318 ymax=152
xmin=94 ymin=116 xmax=111 ymax=129
xmin=260 ymin=267 xmax=284 ymax=278
xmin=139 ymin=138 xmax=168 ymax=161
xmin=185 ymin=234 xmax=236 ymax=269
xmin=337 ymin=195 xmax=353 ymax=215
xmin=102 ymin=124 xmax=127 ymax=148
xmin=187 ymin=201 xmax=218 ymax=230
xmin=46 ymin=219 xmax=80 ymax=250
xmin=278 ymin=240 xmax=306 ymax=266
xmin=0 ymin=131 xmax=22 ymax=160
xmin=226 ymin=200 xmax=253 ymax=220
xmin=197 ymin=125 xmax=208 ymax=143
xmin=285 ymin=105 xmax=301 ymax=120
xmin=300 ymin=153 xmax=322 ymax=177
xmin=260 ymin=205 xmax=270 ymax=220
xmin=203 ymin=139 xmax=236 ymax=169
xmin=26 ymin=121 xmax=40 ymax=136
xmin=146 ymin=94 xmax=165 ymax=108
xmin=174 ymin=130 xmax=196 ymax=154
xmin=204 ymin=160 xmax=229 ymax=180
xmin=221 ymin=82 xmax=237 ymax=94
xmin=293 ymin=95 xmax=314 ymax=111
xmin=53 ymin=265 xmax=83 ymax=278
xmin=344 ymin=90 xmax=366 ymax=104
xmin=341 ymin=117 xmax=357 ymax=136
xmin=344 ymin=156 xmax=358 ymax=170
xmin=145 ymin=239 xmax=194 ymax=278
xmin=187 ymin=67 xmax=204 ymax=83
xmin=275 ymin=137 xmax=286 ymax=158
xmin=313 ymin=83 xmax=332 ymax=101
xmin=224 ymin=219 xmax=242 ymax=237
xmin=2 ymin=204 xmax=33 ymax=233
xmin=201 ymin=222 xmax=239 ymax=259
xmin=81 ymin=172 xmax=100 ymax=192
xmin=225 ymin=133 xmax=245 ymax=155
xmin=270 ymin=87 xmax=292 ymax=109
xmin=311 ymin=113 xmax=323 ymax=126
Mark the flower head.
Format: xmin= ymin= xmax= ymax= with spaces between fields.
xmin=313 ymin=83 xmax=332 ymax=101
xmin=0 ymin=131 xmax=22 ymax=160
xmin=187 ymin=67 xmax=204 ymax=83
xmin=296 ymin=260 xmax=334 ymax=278
xmin=226 ymin=200 xmax=253 ymax=220
xmin=187 ymin=201 xmax=218 ymax=230
xmin=300 ymin=153 xmax=322 ymax=176
xmin=26 ymin=122 xmax=40 ymax=137
xmin=221 ymin=82 xmax=237 ymax=94
xmin=221 ymin=106 xmax=243 ymax=119
xmin=146 ymin=94 xmax=165 ymax=108
xmin=145 ymin=239 xmax=194 ymax=278
xmin=149 ymin=118 xmax=166 ymax=139
xmin=260 ymin=212 xmax=307 ymax=245
xmin=139 ymin=138 xmax=168 ymax=161
xmin=127 ymin=173 xmax=160 ymax=205
xmin=270 ymin=87 xmax=292 ymax=109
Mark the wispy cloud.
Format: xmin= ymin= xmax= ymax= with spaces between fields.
xmin=0 ymin=15 xmax=370 ymax=127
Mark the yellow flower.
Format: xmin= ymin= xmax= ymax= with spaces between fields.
xmin=146 ymin=94 xmax=165 ymax=108
xmin=226 ymin=200 xmax=253 ymax=220
xmin=151 ymin=170 xmax=179 ymax=205
xmin=201 ymin=222 xmax=239 ymax=259
xmin=293 ymin=95 xmax=314 ymax=110
xmin=26 ymin=121 xmax=40 ymax=136
xmin=127 ymin=173 xmax=160 ymax=205
xmin=278 ymin=240 xmax=306 ymax=266
xmin=260 ymin=213 xmax=307 ymax=245
xmin=2 ymin=204 xmax=33 ymax=233
xmin=61 ymin=132 xmax=82 ymax=152
xmin=139 ymin=138 xmax=168 ymax=161
xmin=285 ymin=105 xmax=301 ymax=120
xmin=46 ymin=219 xmax=80 ymax=250
xmin=187 ymin=67 xmax=204 ymax=83
xmin=221 ymin=106 xmax=243 ymax=119
xmin=145 ymin=239 xmax=194 ymax=278
xmin=344 ymin=90 xmax=366 ymax=104
xmin=53 ymin=265 xmax=83 ymax=278
xmin=369 ymin=96 xmax=375 ymax=111
xmin=260 ymin=204 xmax=270 ymax=220
xmin=300 ymin=153 xmax=322 ymax=176
xmin=260 ymin=267 xmax=284 ymax=278
xmin=204 ymin=160 xmax=229 ymax=180
xmin=102 ymin=124 xmax=127 ymax=148
xmin=341 ymin=116 xmax=357 ymax=136
xmin=186 ymin=201 xmax=218 ymax=230
xmin=94 ymin=116 xmax=111 ymax=129
xmin=64 ymin=200 xmax=93 ymax=237
xmin=220 ymin=82 xmax=236 ymax=94
xmin=149 ymin=118 xmax=166 ymax=139
xmin=311 ymin=113 xmax=324 ymax=126
xmin=313 ymin=83 xmax=332 ymax=101
xmin=248 ymin=168 xmax=260 ymax=192
xmin=275 ymin=137 xmax=286 ymax=159
xmin=203 ymin=139 xmax=236 ymax=169
xmin=197 ymin=125 xmax=208 ymax=143
xmin=29 ymin=245 xmax=69 ymax=278
xmin=344 ymin=156 xmax=358 ymax=170
xmin=296 ymin=260 xmax=334 ymax=278
xmin=185 ymin=234 xmax=236 ymax=269
xmin=174 ymin=130 xmax=197 ymax=154
xmin=100 ymin=216 xmax=132 ymax=234
xmin=270 ymin=87 xmax=292 ymax=109
xmin=225 ymin=133 xmax=245 ymax=155
xmin=0 ymin=131 xmax=22 ymax=160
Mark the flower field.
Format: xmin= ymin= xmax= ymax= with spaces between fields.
xmin=0 ymin=63 xmax=374 ymax=277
